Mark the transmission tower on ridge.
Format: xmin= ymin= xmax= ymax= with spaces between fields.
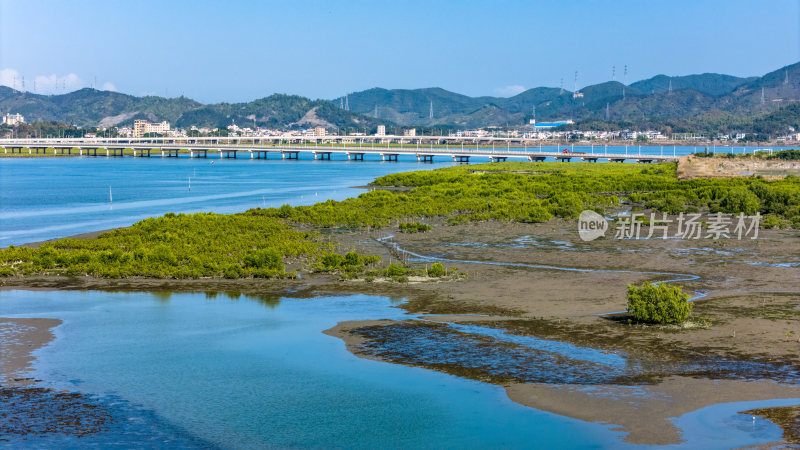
xmin=623 ymin=65 xmax=628 ymax=99
xmin=429 ymin=101 xmax=433 ymax=119
xmin=785 ymin=69 xmax=789 ymax=85
xmin=761 ymin=87 xmax=766 ymax=104
xmin=344 ymin=95 xmax=349 ymax=111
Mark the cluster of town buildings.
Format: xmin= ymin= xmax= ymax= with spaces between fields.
xmin=2 ymin=113 xmax=795 ymax=142
xmin=106 ymin=119 xmax=761 ymax=143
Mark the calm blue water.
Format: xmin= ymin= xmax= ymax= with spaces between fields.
xmin=2 ymin=290 xmax=622 ymax=448
xmin=0 ymin=156 xmax=452 ymax=247
xmin=1 ymin=289 xmax=790 ymax=448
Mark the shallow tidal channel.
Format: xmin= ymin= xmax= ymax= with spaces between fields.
xmin=0 ymin=289 xmax=794 ymax=448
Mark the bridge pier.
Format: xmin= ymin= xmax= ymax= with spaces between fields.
xmin=609 ymin=158 xmax=626 ymax=163
xmin=313 ymin=152 xmax=331 ymax=160
xmin=30 ymin=146 xmax=48 ymax=155
xmin=162 ymin=149 xmax=180 ymax=158
xmin=527 ymin=155 xmax=547 ymax=162
xmin=637 ymin=158 xmax=656 ymax=164
xmin=346 ymin=152 xmax=364 ymax=161
xmin=219 ymin=150 xmax=237 ymax=158
xmin=282 ymin=151 xmax=299 ymax=160
xmin=557 ymin=157 xmax=571 ymax=162
xmin=416 ymin=154 xmax=434 ymax=163
xmin=490 ymin=156 xmax=508 ymax=163
xmin=381 ymin=153 xmax=398 ymax=162
xmin=581 ymin=157 xmax=599 ymax=163
xmin=190 ymin=149 xmax=208 ymax=158
xmin=133 ymin=148 xmax=152 ymax=157
xmin=453 ymin=155 xmax=470 ymax=163
xmin=250 ymin=150 xmax=269 ymax=159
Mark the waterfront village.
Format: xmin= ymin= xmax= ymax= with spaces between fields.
xmin=2 ymin=112 xmax=798 ymax=144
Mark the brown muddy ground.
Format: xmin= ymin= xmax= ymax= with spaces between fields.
xmin=677 ymin=154 xmax=800 ymax=179
xmin=326 ymin=221 xmax=800 ymax=445
xmin=3 ymin=220 xmax=800 ymax=445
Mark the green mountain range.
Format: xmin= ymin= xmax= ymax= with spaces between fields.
xmin=0 ymin=88 xmax=380 ymax=131
xmin=1 ymin=62 xmax=799 ymax=134
xmin=341 ymin=63 xmax=800 ymax=129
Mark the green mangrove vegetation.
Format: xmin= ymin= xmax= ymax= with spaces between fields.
xmin=398 ymin=222 xmax=433 ymax=233
xmin=0 ymin=213 xmax=367 ymax=279
xmin=250 ymin=161 xmax=800 ymax=228
xmin=2 ymin=160 xmax=800 ymax=279
xmin=626 ymin=282 xmax=693 ymax=325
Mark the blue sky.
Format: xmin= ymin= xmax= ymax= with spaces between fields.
xmin=1 ymin=0 xmax=798 ymax=103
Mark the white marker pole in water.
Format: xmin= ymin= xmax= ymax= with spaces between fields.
xmin=109 ymin=185 xmax=113 ymax=208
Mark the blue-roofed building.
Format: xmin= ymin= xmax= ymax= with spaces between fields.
xmin=530 ymin=119 xmax=573 ymax=129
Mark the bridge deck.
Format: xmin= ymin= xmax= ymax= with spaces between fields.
xmin=0 ymin=139 xmax=678 ymax=163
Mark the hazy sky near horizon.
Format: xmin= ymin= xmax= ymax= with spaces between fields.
xmin=1 ymin=0 xmax=798 ymax=103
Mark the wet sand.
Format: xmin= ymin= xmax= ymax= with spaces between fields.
xmin=0 ymin=318 xmax=62 ymax=386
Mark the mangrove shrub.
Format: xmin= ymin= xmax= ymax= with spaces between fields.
xmin=626 ymin=282 xmax=692 ymax=324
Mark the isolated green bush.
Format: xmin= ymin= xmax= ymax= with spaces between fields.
xmin=427 ymin=262 xmax=446 ymax=277
xmin=626 ymin=282 xmax=692 ymax=324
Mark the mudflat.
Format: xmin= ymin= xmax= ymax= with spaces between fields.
xmin=0 ymin=317 xmax=62 ymax=386
xmin=3 ymin=219 xmax=800 ymax=444
xmin=677 ymin=154 xmax=800 ymax=179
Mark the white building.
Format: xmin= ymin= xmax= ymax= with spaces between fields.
xmin=2 ymin=113 xmax=25 ymax=126
xmin=376 ymin=125 xmax=386 ymax=136
xmin=314 ymin=126 xmax=327 ymax=137
xmin=403 ymin=128 xmax=416 ymax=137
xmin=133 ymin=120 xmax=171 ymax=137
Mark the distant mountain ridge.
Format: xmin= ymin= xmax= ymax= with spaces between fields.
xmin=340 ymin=64 xmax=800 ymax=128
xmin=0 ymin=88 xmax=380 ymax=131
xmin=1 ymin=62 xmax=799 ymax=133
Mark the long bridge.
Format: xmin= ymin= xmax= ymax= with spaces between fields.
xmin=0 ymin=137 xmax=679 ymax=163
